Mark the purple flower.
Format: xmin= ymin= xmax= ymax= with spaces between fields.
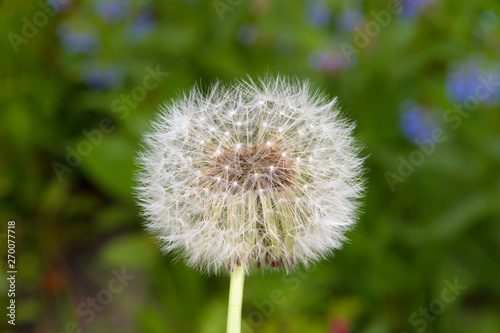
xmin=400 ymin=0 xmax=435 ymax=18
xmin=81 ymin=64 xmax=123 ymax=90
xmin=399 ymin=101 xmax=438 ymax=143
xmin=304 ymin=1 xmax=331 ymax=26
xmin=308 ymin=51 xmax=348 ymax=74
xmin=237 ymin=24 xmax=257 ymax=45
xmin=46 ymin=0 xmax=72 ymax=13
xmin=94 ymin=0 xmax=130 ymax=23
xmin=337 ymin=9 xmax=364 ymax=31
xmin=129 ymin=11 xmax=156 ymax=38
xmin=446 ymin=64 xmax=481 ymax=101
xmin=57 ymin=23 xmax=100 ymax=54
xmin=446 ymin=62 xmax=500 ymax=107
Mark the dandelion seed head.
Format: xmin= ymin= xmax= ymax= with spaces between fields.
xmin=135 ymin=76 xmax=365 ymax=274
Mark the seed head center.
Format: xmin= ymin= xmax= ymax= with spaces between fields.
xmin=207 ymin=144 xmax=295 ymax=194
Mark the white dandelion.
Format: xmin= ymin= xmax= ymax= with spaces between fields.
xmin=135 ymin=75 xmax=365 ymax=332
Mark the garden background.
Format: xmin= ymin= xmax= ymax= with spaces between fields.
xmin=1 ymin=0 xmax=500 ymax=332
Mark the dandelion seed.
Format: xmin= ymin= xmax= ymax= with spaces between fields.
xmin=135 ymin=75 xmax=365 ymax=332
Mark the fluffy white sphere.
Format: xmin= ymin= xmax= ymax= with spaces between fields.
xmin=135 ymin=76 xmax=365 ymax=274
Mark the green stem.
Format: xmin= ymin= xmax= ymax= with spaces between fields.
xmin=227 ymin=264 xmax=245 ymax=333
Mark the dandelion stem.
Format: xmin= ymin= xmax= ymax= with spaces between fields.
xmin=227 ymin=264 xmax=245 ymax=333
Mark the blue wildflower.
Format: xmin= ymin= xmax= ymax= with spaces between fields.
xmin=399 ymin=101 xmax=438 ymax=143
xmin=81 ymin=64 xmax=123 ymax=90
xmin=57 ymin=22 xmax=100 ymax=54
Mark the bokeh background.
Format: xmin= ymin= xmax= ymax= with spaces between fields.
xmin=1 ymin=0 xmax=500 ymax=332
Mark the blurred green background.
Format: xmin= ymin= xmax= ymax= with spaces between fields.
xmin=1 ymin=0 xmax=500 ymax=332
